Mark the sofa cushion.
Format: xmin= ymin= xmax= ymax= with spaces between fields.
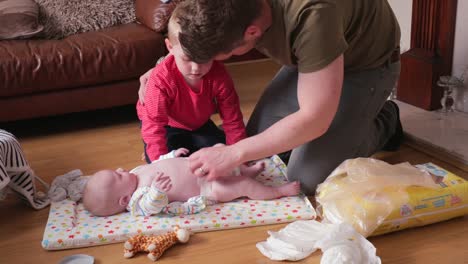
xmin=0 ymin=23 xmax=166 ymax=98
xmin=135 ymin=0 xmax=183 ymax=33
xmin=36 ymin=0 xmax=136 ymax=39
xmin=0 ymin=0 xmax=43 ymax=40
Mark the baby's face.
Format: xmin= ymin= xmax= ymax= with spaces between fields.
xmin=93 ymin=169 xmax=138 ymax=204
xmin=84 ymin=168 xmax=138 ymax=216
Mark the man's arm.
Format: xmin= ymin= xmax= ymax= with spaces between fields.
xmin=189 ymin=55 xmax=344 ymax=180
xmin=138 ymin=68 xmax=153 ymax=104
xmin=234 ymin=54 xmax=344 ymax=163
xmin=139 ymin=72 xmax=172 ymax=161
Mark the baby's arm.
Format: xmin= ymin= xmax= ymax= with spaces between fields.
xmin=173 ymin=148 xmax=189 ymax=157
xmin=162 ymin=196 xmax=211 ymax=215
xmin=130 ymin=173 xmax=172 ymax=216
xmin=212 ymin=65 xmax=247 ymax=144
xmin=156 ymin=148 xmax=189 ymax=161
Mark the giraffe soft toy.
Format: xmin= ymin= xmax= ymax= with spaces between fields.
xmin=123 ymin=227 xmax=191 ymax=261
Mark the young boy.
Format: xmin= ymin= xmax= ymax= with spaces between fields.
xmin=82 ymin=148 xmax=300 ymax=217
xmin=137 ymin=6 xmax=246 ymax=163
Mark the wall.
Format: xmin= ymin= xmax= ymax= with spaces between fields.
xmin=388 ymin=0 xmax=468 ymax=112
xmin=452 ymin=1 xmax=468 ymax=112
xmin=388 ymin=0 xmax=412 ymax=53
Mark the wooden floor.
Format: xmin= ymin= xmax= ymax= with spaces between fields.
xmin=0 ymin=61 xmax=467 ymax=264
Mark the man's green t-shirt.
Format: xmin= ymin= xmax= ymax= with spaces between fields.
xmin=255 ymin=0 xmax=401 ymax=73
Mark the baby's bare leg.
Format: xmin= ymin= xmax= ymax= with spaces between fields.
xmin=210 ymin=176 xmax=300 ymax=202
xmin=239 ymin=161 xmax=265 ymax=178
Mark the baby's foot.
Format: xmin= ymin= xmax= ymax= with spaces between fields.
xmin=277 ymin=181 xmax=301 ymax=197
xmin=241 ymin=162 xmax=265 ymax=177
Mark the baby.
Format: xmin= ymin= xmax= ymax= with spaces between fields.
xmin=83 ymin=148 xmax=300 ymax=217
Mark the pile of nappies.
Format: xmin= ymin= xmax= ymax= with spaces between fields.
xmin=315 ymin=158 xmax=468 ymax=237
xmin=257 ymin=220 xmax=381 ymax=263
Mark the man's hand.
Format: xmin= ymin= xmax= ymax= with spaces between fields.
xmin=138 ymin=68 xmax=153 ymax=104
xmin=174 ymin=148 xmax=189 ymax=157
xmin=188 ymin=144 xmax=241 ymax=181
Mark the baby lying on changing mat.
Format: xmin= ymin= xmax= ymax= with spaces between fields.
xmin=83 ymin=147 xmax=300 ymax=217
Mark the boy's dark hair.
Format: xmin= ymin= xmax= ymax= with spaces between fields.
xmin=175 ymin=0 xmax=263 ymax=63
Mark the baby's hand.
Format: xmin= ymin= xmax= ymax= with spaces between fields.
xmin=152 ymin=172 xmax=172 ymax=193
xmin=174 ymin=148 xmax=189 ymax=157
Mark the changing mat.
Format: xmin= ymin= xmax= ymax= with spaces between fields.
xmin=42 ymin=155 xmax=316 ymax=250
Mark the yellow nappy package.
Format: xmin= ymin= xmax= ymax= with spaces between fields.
xmin=372 ymin=163 xmax=468 ymax=236
xmin=316 ymin=158 xmax=468 ymax=237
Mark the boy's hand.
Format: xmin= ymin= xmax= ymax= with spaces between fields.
xmin=138 ymin=68 xmax=153 ymax=104
xmin=152 ymin=172 xmax=172 ymax=193
xmin=174 ymin=148 xmax=189 ymax=157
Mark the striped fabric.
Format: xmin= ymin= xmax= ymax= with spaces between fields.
xmin=0 ymin=129 xmax=50 ymax=209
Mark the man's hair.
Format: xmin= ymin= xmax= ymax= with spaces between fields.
xmin=175 ymin=0 xmax=263 ymax=63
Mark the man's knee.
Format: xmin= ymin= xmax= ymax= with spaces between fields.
xmin=287 ymin=156 xmax=339 ymax=196
xmin=287 ymin=165 xmax=327 ymax=196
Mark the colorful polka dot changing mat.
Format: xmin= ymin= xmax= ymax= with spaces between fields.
xmin=42 ymin=155 xmax=316 ymax=250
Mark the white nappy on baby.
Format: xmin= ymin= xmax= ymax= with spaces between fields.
xmin=198 ymin=166 xmax=241 ymax=200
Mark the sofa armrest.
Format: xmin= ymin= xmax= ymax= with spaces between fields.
xmin=135 ymin=0 xmax=177 ymax=33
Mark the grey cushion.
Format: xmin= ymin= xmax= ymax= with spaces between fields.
xmin=36 ymin=0 xmax=136 ymax=39
xmin=0 ymin=0 xmax=43 ymax=40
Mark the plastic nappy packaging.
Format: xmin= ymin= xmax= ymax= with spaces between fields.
xmin=372 ymin=162 xmax=468 ymax=236
xmin=315 ymin=158 xmax=468 ymax=237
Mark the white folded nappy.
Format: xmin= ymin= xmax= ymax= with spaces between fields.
xmin=256 ymin=220 xmax=381 ymax=264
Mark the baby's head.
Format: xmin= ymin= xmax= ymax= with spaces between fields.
xmin=83 ymin=168 xmax=138 ymax=216
xmin=164 ymin=6 xmax=213 ymax=82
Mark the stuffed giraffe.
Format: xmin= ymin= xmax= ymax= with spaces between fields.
xmin=123 ymin=226 xmax=191 ymax=261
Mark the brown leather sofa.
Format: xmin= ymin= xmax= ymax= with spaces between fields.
xmin=0 ymin=0 xmax=170 ymax=122
xmin=0 ymin=0 xmax=266 ymax=123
